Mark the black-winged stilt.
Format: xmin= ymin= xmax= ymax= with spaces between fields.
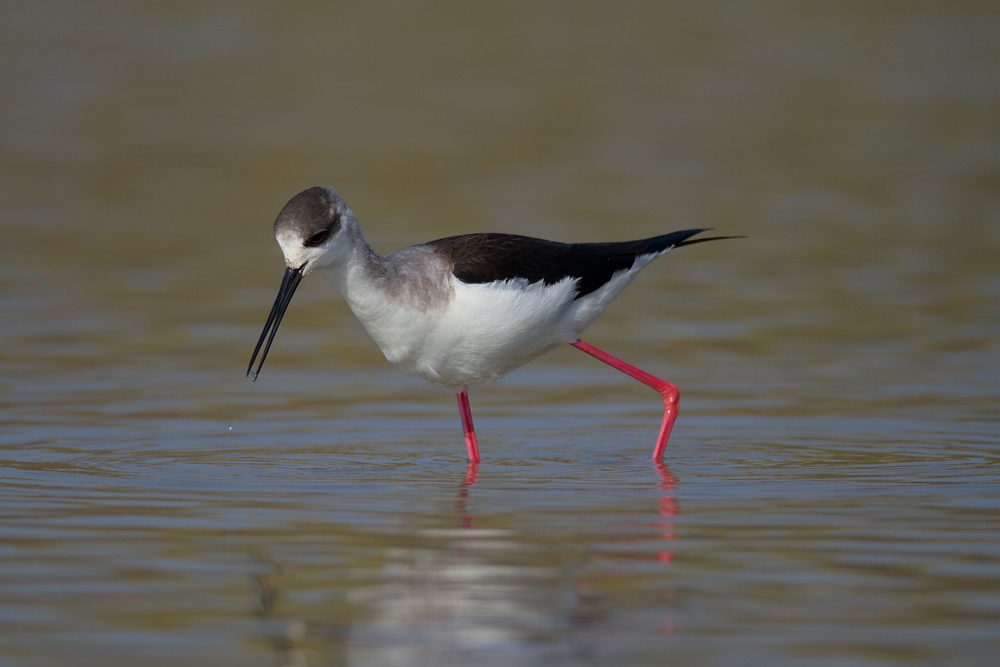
xmin=247 ymin=186 xmax=735 ymax=463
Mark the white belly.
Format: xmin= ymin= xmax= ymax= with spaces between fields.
xmin=350 ymin=277 xmax=581 ymax=387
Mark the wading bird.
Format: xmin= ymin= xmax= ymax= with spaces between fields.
xmin=248 ymin=186 xmax=734 ymax=462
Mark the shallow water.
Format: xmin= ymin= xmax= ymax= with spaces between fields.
xmin=2 ymin=2 xmax=999 ymax=666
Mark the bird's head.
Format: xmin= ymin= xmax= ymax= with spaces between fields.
xmin=247 ymin=186 xmax=360 ymax=381
xmin=273 ymin=186 xmax=358 ymax=276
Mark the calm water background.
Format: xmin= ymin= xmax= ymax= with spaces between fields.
xmin=1 ymin=2 xmax=998 ymax=666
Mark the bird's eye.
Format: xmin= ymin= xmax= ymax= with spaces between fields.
xmin=305 ymin=230 xmax=328 ymax=247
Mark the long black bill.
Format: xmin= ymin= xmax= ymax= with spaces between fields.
xmin=247 ymin=266 xmax=305 ymax=381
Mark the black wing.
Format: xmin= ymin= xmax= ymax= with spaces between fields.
xmin=427 ymin=229 xmax=719 ymax=299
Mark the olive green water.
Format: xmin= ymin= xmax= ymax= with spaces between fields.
xmin=1 ymin=3 xmax=998 ymax=666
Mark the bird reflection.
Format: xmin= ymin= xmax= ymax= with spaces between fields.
xmin=456 ymin=461 xmax=678 ymax=565
xmin=251 ymin=460 xmax=680 ymax=665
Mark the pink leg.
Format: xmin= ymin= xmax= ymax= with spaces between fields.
xmin=572 ymin=339 xmax=679 ymax=462
xmin=456 ymin=388 xmax=480 ymax=463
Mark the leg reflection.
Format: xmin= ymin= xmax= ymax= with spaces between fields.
xmin=456 ymin=462 xmax=479 ymax=529
xmin=653 ymin=462 xmax=678 ymax=564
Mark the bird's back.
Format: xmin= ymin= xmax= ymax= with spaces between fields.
xmin=426 ymin=229 xmax=709 ymax=298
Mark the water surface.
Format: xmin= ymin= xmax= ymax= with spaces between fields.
xmin=1 ymin=2 xmax=998 ymax=665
